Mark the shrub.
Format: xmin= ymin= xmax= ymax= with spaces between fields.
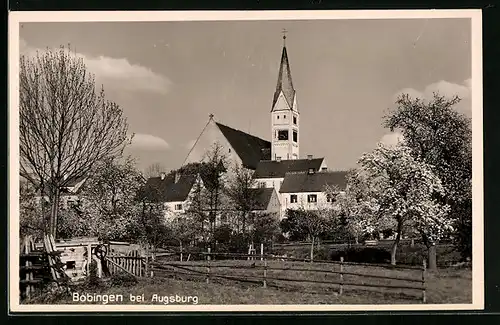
xmin=330 ymin=247 xmax=391 ymax=264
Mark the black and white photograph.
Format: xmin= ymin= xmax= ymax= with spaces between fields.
xmin=8 ymin=10 xmax=483 ymax=312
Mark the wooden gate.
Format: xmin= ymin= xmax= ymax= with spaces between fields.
xmin=105 ymin=250 xmax=146 ymax=277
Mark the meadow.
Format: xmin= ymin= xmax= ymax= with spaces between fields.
xmin=36 ymin=258 xmax=471 ymax=305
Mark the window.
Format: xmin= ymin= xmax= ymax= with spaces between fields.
xmin=175 ymin=204 xmax=183 ymax=210
xmin=290 ymin=195 xmax=298 ymax=203
xmin=259 ymin=182 xmax=266 ymax=188
xmin=277 ymin=115 xmax=280 ymax=119
xmin=307 ymin=194 xmax=318 ymax=203
xmin=293 ymin=116 xmax=297 ymax=125
xmin=293 ymin=130 xmax=298 ymax=143
xmin=326 ymin=194 xmax=336 ymax=203
xmin=66 ymin=261 xmax=76 ymax=270
xmin=277 ymin=130 xmax=289 ymax=140
xmin=321 ymin=167 xmax=327 ymax=171
xmin=283 ymin=115 xmax=287 ymax=119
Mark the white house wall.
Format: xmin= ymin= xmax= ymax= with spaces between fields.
xmin=281 ymin=191 xmax=331 ymax=215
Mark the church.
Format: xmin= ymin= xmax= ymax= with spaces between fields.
xmin=145 ymin=34 xmax=348 ymax=219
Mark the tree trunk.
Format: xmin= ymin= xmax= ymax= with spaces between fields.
xmin=310 ymin=236 xmax=315 ymax=263
xmin=49 ymin=187 xmax=61 ymax=238
xmin=428 ymin=243 xmax=437 ymax=270
xmin=421 ymin=232 xmax=437 ymax=270
xmin=242 ymin=212 xmax=246 ymax=235
xmin=390 ymin=222 xmax=402 ymax=266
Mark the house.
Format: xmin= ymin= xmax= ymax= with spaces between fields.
xmin=143 ymin=172 xmax=204 ymax=220
xmin=25 ymin=175 xmax=87 ymax=210
xmin=252 ymin=156 xmax=328 ymax=194
xmin=249 ymin=187 xmax=281 ymax=216
xmin=279 ymin=170 xmax=348 ymax=215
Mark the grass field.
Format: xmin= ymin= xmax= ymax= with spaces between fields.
xmin=32 ymin=259 xmax=471 ymax=305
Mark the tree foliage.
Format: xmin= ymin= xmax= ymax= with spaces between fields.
xmin=355 ymin=143 xmax=451 ymax=266
xmin=19 ymin=179 xmax=47 ymax=240
xmin=19 ymin=46 xmax=130 ymax=237
xmin=77 ymin=157 xmax=145 ymax=241
xmin=384 ymin=93 xmax=472 ymax=259
xmin=281 ymin=207 xmax=334 ymax=261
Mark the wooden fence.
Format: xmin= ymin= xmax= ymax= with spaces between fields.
xmin=149 ymin=250 xmax=427 ymax=303
xmin=105 ymin=250 xmax=146 ymax=277
xmin=19 ymin=236 xmax=44 ymax=300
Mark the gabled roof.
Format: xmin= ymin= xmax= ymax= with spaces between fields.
xmin=272 ymin=45 xmax=295 ymax=111
xmin=253 ymin=158 xmax=325 ymax=179
xmin=249 ymin=187 xmax=276 ymax=211
xmin=143 ymin=173 xmax=198 ymax=203
xmin=29 ymin=176 xmax=87 ymax=196
xmin=215 ymin=122 xmax=271 ymax=170
xmin=279 ymin=171 xmax=348 ymax=193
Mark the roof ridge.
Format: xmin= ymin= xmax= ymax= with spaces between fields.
xmin=215 ymin=121 xmax=270 ymax=144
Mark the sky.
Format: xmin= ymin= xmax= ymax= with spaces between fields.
xmin=19 ymin=18 xmax=472 ymax=173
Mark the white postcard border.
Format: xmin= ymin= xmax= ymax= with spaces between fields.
xmin=8 ymin=9 xmax=484 ymax=313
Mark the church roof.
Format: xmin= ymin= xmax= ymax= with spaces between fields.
xmin=143 ymin=173 xmax=198 ymax=203
xmin=215 ymin=122 xmax=271 ymax=170
xmin=272 ymin=45 xmax=296 ymax=111
xmin=279 ymin=171 xmax=348 ymax=193
xmin=253 ymin=158 xmax=325 ymax=179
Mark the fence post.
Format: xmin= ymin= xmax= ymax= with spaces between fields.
xmin=206 ymin=247 xmax=211 ymax=284
xmin=150 ymin=251 xmax=155 ymax=277
xmin=422 ymin=259 xmax=427 ymax=303
xmin=339 ymin=257 xmax=344 ymax=296
xmin=263 ymin=259 xmax=267 ymax=288
xmin=87 ymin=244 xmax=92 ymax=276
xmin=260 ymin=243 xmax=264 ymax=261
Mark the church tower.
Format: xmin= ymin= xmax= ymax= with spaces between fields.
xmin=271 ymin=32 xmax=299 ymax=161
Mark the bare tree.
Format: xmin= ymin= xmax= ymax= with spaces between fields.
xmin=144 ymin=162 xmax=167 ymax=178
xmin=200 ymin=142 xmax=228 ymax=243
xmin=19 ymin=46 xmax=130 ymax=238
xmin=225 ymin=162 xmax=260 ymax=236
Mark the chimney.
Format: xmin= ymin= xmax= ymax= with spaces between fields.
xmin=160 ymin=172 xmax=166 ymax=180
xmin=276 ymin=157 xmax=282 ymax=162
xmin=174 ymin=172 xmax=180 ymax=184
xmin=307 ymin=154 xmax=313 ymax=160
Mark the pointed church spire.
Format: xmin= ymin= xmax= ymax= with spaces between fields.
xmin=272 ymin=31 xmax=295 ymax=110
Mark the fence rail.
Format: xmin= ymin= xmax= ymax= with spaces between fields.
xmin=148 ymin=248 xmax=427 ymax=303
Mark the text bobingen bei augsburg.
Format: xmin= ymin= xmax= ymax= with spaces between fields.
xmin=72 ymin=293 xmax=199 ymax=305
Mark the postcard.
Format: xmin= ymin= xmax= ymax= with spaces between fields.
xmin=8 ymin=9 xmax=483 ymax=313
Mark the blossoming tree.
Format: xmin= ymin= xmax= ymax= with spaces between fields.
xmin=356 ymin=143 xmax=452 ymax=268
